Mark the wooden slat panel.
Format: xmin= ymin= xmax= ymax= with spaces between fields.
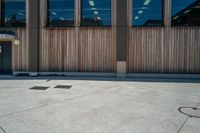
xmin=128 ymin=27 xmax=200 ymax=74
xmin=39 ymin=28 xmax=116 ymax=72
xmin=128 ymin=28 xmax=163 ymax=73
xmin=164 ymin=27 xmax=200 ymax=74
xmin=79 ymin=28 xmax=116 ymax=72
xmin=40 ymin=28 xmax=78 ymax=72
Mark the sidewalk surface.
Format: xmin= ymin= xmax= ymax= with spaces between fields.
xmin=0 ymin=76 xmax=200 ymax=133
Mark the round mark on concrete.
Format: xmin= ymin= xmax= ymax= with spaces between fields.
xmin=178 ymin=107 xmax=200 ymax=118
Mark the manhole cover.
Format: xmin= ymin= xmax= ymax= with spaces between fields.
xmin=178 ymin=107 xmax=200 ymax=118
xmin=54 ymin=85 xmax=72 ymax=89
xmin=29 ymin=86 xmax=49 ymax=90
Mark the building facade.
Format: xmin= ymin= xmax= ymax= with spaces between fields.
xmin=0 ymin=0 xmax=200 ymax=77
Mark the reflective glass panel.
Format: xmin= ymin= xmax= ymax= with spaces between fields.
xmin=81 ymin=0 xmax=111 ymax=27
xmin=48 ymin=0 xmax=74 ymax=27
xmin=1 ymin=0 xmax=26 ymax=27
xmin=172 ymin=0 xmax=200 ymax=26
xmin=132 ymin=0 xmax=163 ymax=26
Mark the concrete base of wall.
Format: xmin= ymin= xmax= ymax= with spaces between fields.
xmin=13 ymin=71 xmax=200 ymax=80
xmin=13 ymin=71 xmax=29 ymax=76
xmin=13 ymin=72 xmax=38 ymax=77
xmin=29 ymin=72 xmax=38 ymax=77
xmin=116 ymin=61 xmax=126 ymax=78
xmin=39 ymin=72 xmax=116 ymax=77
xmin=127 ymin=73 xmax=200 ymax=79
xmin=13 ymin=71 xmax=116 ymax=78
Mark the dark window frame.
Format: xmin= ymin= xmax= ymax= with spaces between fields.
xmin=1 ymin=0 xmax=26 ymax=28
xmin=47 ymin=0 xmax=75 ymax=27
xmin=171 ymin=0 xmax=200 ymax=27
xmin=132 ymin=0 xmax=164 ymax=27
xmin=80 ymin=0 xmax=112 ymax=27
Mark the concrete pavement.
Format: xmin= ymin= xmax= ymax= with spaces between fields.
xmin=0 ymin=77 xmax=200 ymax=133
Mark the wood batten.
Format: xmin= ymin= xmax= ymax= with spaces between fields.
xmin=111 ymin=0 xmax=117 ymax=73
xmin=164 ymin=0 xmax=171 ymax=27
xmin=127 ymin=0 xmax=132 ymax=28
xmin=75 ymin=0 xmax=81 ymax=26
xmin=75 ymin=0 xmax=80 ymax=73
xmin=40 ymin=0 xmax=47 ymax=28
xmin=112 ymin=0 xmax=117 ymax=27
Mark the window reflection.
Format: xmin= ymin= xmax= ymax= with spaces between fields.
xmin=172 ymin=0 xmax=200 ymax=26
xmin=81 ymin=0 xmax=111 ymax=27
xmin=132 ymin=0 xmax=163 ymax=26
xmin=1 ymin=0 xmax=26 ymax=27
xmin=48 ymin=0 xmax=74 ymax=27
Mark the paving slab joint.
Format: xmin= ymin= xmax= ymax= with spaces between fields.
xmin=0 ymin=126 xmax=7 ymax=133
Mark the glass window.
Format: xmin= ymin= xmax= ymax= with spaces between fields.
xmin=172 ymin=0 xmax=200 ymax=26
xmin=132 ymin=0 xmax=163 ymax=26
xmin=48 ymin=0 xmax=74 ymax=27
xmin=81 ymin=0 xmax=111 ymax=27
xmin=1 ymin=0 xmax=26 ymax=27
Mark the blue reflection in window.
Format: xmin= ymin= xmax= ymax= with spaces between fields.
xmin=48 ymin=0 xmax=74 ymax=27
xmin=132 ymin=0 xmax=163 ymax=26
xmin=1 ymin=0 xmax=26 ymax=27
xmin=172 ymin=0 xmax=200 ymax=26
xmin=81 ymin=0 xmax=111 ymax=27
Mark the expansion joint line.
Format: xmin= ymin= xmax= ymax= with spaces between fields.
xmin=177 ymin=116 xmax=190 ymax=133
xmin=0 ymin=126 xmax=7 ymax=133
xmin=177 ymin=101 xmax=200 ymax=133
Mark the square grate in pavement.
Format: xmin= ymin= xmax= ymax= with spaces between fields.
xmin=54 ymin=85 xmax=72 ymax=89
xmin=29 ymin=86 xmax=49 ymax=90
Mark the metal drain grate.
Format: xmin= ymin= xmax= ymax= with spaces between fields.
xmin=29 ymin=86 xmax=49 ymax=90
xmin=178 ymin=107 xmax=200 ymax=118
xmin=54 ymin=85 xmax=72 ymax=89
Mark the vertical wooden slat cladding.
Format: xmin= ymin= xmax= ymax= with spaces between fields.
xmin=79 ymin=28 xmax=116 ymax=72
xmin=164 ymin=27 xmax=200 ymax=74
xmin=40 ymin=28 xmax=78 ymax=72
xmin=128 ymin=28 xmax=163 ymax=73
xmin=0 ymin=28 xmax=28 ymax=72
xmin=39 ymin=28 xmax=116 ymax=72
xmin=128 ymin=27 xmax=200 ymax=74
